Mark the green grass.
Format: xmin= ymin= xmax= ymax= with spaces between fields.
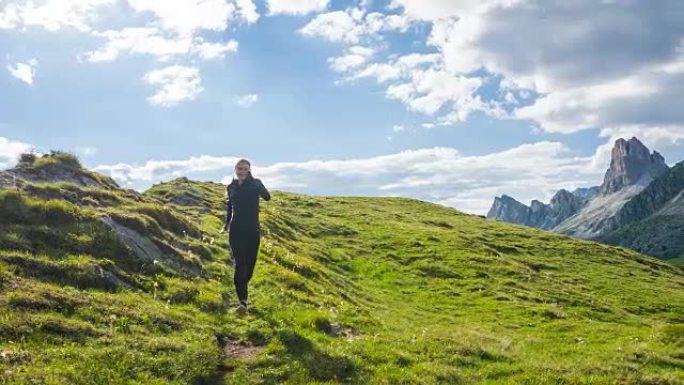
xmin=17 ymin=151 xmax=82 ymax=170
xmin=0 ymin=175 xmax=683 ymax=384
xmin=667 ymin=255 xmax=684 ymax=266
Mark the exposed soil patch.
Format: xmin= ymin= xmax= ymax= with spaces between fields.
xmin=216 ymin=335 xmax=265 ymax=363
xmin=194 ymin=336 xmax=267 ymax=384
xmin=224 ymin=343 xmax=262 ymax=359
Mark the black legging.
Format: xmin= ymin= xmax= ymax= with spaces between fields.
xmin=229 ymin=228 xmax=261 ymax=303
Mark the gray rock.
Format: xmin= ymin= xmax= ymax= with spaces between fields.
xmin=599 ymin=137 xmax=668 ymax=195
xmin=486 ymin=195 xmax=530 ymax=225
xmin=100 ymin=216 xmax=201 ymax=277
xmin=555 ymin=138 xmax=670 ymax=238
xmin=571 ymin=186 xmax=600 ymax=200
xmin=599 ymin=161 xmax=684 ymax=259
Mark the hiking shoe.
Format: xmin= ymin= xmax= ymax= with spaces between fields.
xmin=236 ymin=300 xmax=248 ymax=315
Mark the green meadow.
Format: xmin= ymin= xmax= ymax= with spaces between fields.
xmin=0 ymin=156 xmax=682 ymax=384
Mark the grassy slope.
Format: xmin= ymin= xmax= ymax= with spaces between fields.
xmin=0 ymin=175 xmax=683 ymax=385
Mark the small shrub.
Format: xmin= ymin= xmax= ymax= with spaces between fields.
xmin=33 ymin=150 xmax=82 ymax=170
xmin=17 ymin=152 xmax=37 ymax=166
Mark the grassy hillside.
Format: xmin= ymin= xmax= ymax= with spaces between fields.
xmin=1 ymin=157 xmax=683 ymax=384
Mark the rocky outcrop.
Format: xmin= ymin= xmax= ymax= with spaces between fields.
xmin=100 ymin=216 xmax=201 ymax=276
xmin=603 ymin=161 xmax=684 ymax=232
xmin=600 ymin=137 xmax=668 ymax=195
xmin=571 ymin=186 xmax=600 ymax=200
xmin=486 ymin=195 xmax=530 ymax=225
xmin=553 ymin=184 xmax=647 ymax=238
xmin=554 ymin=138 xmax=670 ymax=238
xmin=547 ymin=189 xmax=585 ymax=226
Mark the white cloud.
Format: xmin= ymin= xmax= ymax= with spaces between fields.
xmin=513 ymin=68 xmax=682 ymax=134
xmin=85 ymin=28 xmax=194 ymax=62
xmin=143 ymin=65 xmax=203 ymax=107
xmin=392 ymin=124 xmax=405 ymax=132
xmin=389 ymin=0 xmax=500 ymax=21
xmin=300 ymin=9 xmax=363 ymax=43
xmin=235 ymin=93 xmax=258 ymax=108
xmin=6 ymin=59 xmax=38 ymax=85
xmin=386 ymin=69 xmax=483 ymax=116
xmin=342 ymin=53 xmax=439 ymax=84
xmin=94 ymin=154 xmax=241 ymax=185
xmin=2 ymin=1 xmax=255 ymax=104
xmin=125 ymin=0 xmax=257 ymax=35
xmin=194 ymin=39 xmax=239 ymax=60
xmin=0 ymin=0 xmax=258 ymax=39
xmin=0 ymin=0 xmax=115 ymax=32
xmin=236 ymin=0 xmax=260 ymax=23
xmin=300 ymin=8 xmax=411 ymax=44
xmin=327 ymin=45 xmax=374 ymax=72
xmin=85 ymin=28 xmax=239 ymax=63
xmin=0 ymin=137 xmax=33 ymax=169
xmin=94 ymin=141 xmax=604 ymax=215
xmin=303 ymin=0 xmax=684 ymax=156
xmin=423 ymin=0 xmax=684 ymax=133
xmin=267 ymin=0 xmax=329 ymax=15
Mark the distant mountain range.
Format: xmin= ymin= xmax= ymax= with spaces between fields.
xmin=487 ymin=137 xmax=684 ymax=264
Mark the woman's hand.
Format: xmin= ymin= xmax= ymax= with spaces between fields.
xmin=254 ymin=178 xmax=271 ymax=201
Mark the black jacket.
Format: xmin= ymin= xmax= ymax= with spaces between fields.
xmin=225 ymin=177 xmax=271 ymax=232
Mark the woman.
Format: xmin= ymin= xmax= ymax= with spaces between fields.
xmin=223 ymin=158 xmax=271 ymax=313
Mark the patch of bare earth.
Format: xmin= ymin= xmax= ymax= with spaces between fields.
xmin=223 ymin=340 xmax=263 ymax=360
xmin=215 ymin=335 xmax=265 ymax=374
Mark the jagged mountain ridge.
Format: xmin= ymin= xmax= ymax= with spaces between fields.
xmin=555 ymin=137 xmax=670 ymax=238
xmin=571 ymin=186 xmax=600 ymax=200
xmin=1 ymin=151 xmax=683 ymax=384
xmin=486 ymin=188 xmax=589 ymax=230
xmin=487 ymin=137 xmax=681 ymax=262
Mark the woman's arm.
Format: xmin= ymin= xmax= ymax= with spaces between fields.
xmin=224 ymin=185 xmax=232 ymax=230
xmin=255 ymin=178 xmax=271 ymax=201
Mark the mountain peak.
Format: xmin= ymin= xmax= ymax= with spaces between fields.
xmin=498 ymin=194 xmax=520 ymax=202
xmin=551 ymin=188 xmax=573 ymax=199
xmin=600 ymin=137 xmax=668 ymax=195
xmin=487 ymin=194 xmax=529 ymax=225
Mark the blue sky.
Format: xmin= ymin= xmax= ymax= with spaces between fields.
xmin=1 ymin=0 xmax=683 ymax=214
